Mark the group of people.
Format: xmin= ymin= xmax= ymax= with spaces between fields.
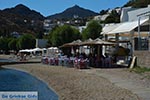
xmin=73 ymin=52 xmax=112 ymax=68
xmin=41 ymin=51 xmax=113 ymax=68
xmin=17 ymin=52 xmax=27 ymax=61
xmin=88 ymin=53 xmax=112 ymax=68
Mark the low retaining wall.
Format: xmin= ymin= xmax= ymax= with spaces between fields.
xmin=134 ymin=51 xmax=150 ymax=68
xmin=0 ymin=61 xmax=41 ymax=66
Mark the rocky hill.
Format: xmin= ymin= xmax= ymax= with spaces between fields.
xmin=0 ymin=4 xmax=44 ymax=37
xmin=3 ymin=4 xmax=44 ymax=20
xmin=47 ymin=5 xmax=99 ymax=20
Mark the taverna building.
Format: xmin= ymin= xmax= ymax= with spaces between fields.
xmin=102 ymin=5 xmax=150 ymax=68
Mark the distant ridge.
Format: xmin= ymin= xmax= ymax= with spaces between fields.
xmin=47 ymin=5 xmax=99 ymax=19
xmin=3 ymin=4 xmax=44 ymax=20
xmin=0 ymin=4 xmax=44 ymax=35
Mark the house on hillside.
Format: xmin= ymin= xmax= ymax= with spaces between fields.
xmin=11 ymin=31 xmax=21 ymax=38
xmin=43 ymin=19 xmax=57 ymax=35
xmin=94 ymin=14 xmax=109 ymax=21
xmin=94 ymin=7 xmax=121 ymax=21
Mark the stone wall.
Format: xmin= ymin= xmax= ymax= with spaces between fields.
xmin=134 ymin=51 xmax=150 ymax=68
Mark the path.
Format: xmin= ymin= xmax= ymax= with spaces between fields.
xmin=83 ymin=68 xmax=150 ymax=100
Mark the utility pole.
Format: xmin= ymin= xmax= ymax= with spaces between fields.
xmin=138 ymin=17 xmax=141 ymax=50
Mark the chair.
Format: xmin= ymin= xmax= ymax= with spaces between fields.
xmin=79 ymin=59 xmax=87 ymax=69
xmin=74 ymin=58 xmax=79 ymax=68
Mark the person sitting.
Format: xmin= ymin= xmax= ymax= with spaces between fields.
xmin=105 ymin=54 xmax=111 ymax=67
xmin=95 ymin=54 xmax=101 ymax=67
xmin=101 ymin=55 xmax=105 ymax=67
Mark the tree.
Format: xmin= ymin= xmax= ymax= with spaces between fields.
xmin=82 ymin=20 xmax=102 ymax=40
xmin=99 ymin=9 xmax=109 ymax=15
xmin=17 ymin=34 xmax=36 ymax=49
xmin=132 ymin=0 xmax=150 ymax=8
xmin=49 ymin=25 xmax=81 ymax=46
xmin=124 ymin=0 xmax=135 ymax=7
xmin=0 ymin=38 xmax=11 ymax=54
xmin=124 ymin=0 xmax=150 ymax=8
xmin=36 ymin=32 xmax=44 ymax=39
xmin=8 ymin=38 xmax=18 ymax=51
xmin=104 ymin=10 xmax=120 ymax=23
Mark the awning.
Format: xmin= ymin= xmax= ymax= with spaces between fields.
xmin=101 ymin=23 xmax=120 ymax=34
xmin=107 ymin=18 xmax=149 ymax=34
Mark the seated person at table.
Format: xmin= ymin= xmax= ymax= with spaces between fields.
xmin=105 ymin=54 xmax=111 ymax=67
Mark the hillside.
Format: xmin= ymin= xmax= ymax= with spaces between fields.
xmin=124 ymin=0 xmax=150 ymax=8
xmin=2 ymin=1 xmax=149 ymax=37
xmin=3 ymin=4 xmax=44 ymax=20
xmin=0 ymin=4 xmax=44 ymax=37
xmin=47 ymin=5 xmax=99 ymax=20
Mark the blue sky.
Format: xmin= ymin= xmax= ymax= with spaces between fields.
xmin=0 ymin=0 xmax=129 ymax=17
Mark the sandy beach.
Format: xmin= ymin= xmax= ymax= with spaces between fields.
xmin=2 ymin=63 xmax=141 ymax=100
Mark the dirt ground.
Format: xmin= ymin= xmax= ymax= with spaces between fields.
xmin=3 ymin=64 xmax=140 ymax=100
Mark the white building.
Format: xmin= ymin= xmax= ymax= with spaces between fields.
xmin=101 ymin=5 xmax=150 ymax=68
xmin=11 ymin=31 xmax=21 ymax=38
xmin=94 ymin=14 xmax=109 ymax=21
xmin=94 ymin=7 xmax=121 ymax=21
xmin=103 ymin=5 xmax=150 ymax=40
xmin=43 ymin=19 xmax=57 ymax=35
xmin=121 ymin=5 xmax=150 ymax=22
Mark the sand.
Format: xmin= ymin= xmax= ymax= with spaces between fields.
xmin=3 ymin=63 xmax=140 ymax=100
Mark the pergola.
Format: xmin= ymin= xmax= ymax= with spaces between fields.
xmin=60 ymin=38 xmax=115 ymax=56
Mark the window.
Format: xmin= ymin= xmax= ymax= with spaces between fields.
xmin=134 ymin=37 xmax=149 ymax=50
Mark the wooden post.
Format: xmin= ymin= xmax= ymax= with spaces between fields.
xmin=130 ymin=30 xmax=134 ymax=57
xmin=115 ymin=33 xmax=119 ymax=52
